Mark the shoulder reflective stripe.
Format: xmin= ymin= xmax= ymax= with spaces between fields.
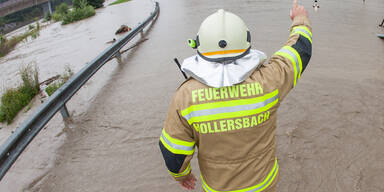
xmin=160 ymin=129 xmax=195 ymax=155
xmin=169 ymin=163 xmax=191 ymax=178
xmin=291 ymin=26 xmax=312 ymax=43
xmin=201 ymin=158 xmax=279 ymax=192
xmin=275 ymin=46 xmax=302 ymax=87
xmin=275 ymin=50 xmax=298 ymax=86
xmin=284 ymin=46 xmax=303 ymax=80
xmin=182 ymin=90 xmax=279 ymax=125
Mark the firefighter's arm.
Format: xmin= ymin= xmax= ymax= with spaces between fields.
xmin=159 ymin=91 xmax=196 ymax=182
xmin=266 ymin=0 xmax=312 ymax=100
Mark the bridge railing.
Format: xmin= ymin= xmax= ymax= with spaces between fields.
xmin=0 ymin=1 xmax=159 ymax=180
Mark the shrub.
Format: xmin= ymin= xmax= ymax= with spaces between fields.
xmin=30 ymin=30 xmax=39 ymax=39
xmin=0 ymin=17 xmax=5 ymax=27
xmin=0 ymin=89 xmax=25 ymax=123
xmin=0 ymin=65 xmax=39 ymax=124
xmin=62 ymin=5 xmax=95 ymax=25
xmin=51 ymin=0 xmax=96 ymax=25
xmin=30 ymin=21 xmax=40 ymax=39
xmin=20 ymin=65 xmax=39 ymax=91
xmin=0 ymin=107 xmax=5 ymax=122
xmin=28 ymin=24 xmax=35 ymax=30
xmin=52 ymin=12 xmax=64 ymax=22
xmin=0 ymin=35 xmax=6 ymax=46
xmin=73 ymin=0 xmax=88 ymax=9
xmin=44 ymin=12 xmax=52 ymax=21
xmin=36 ymin=21 xmax=40 ymax=30
xmin=45 ymin=82 xmax=63 ymax=96
xmin=55 ymin=3 xmax=69 ymax=15
xmin=87 ymin=0 xmax=104 ymax=8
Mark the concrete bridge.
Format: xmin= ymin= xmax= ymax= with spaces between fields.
xmin=0 ymin=0 xmax=51 ymax=17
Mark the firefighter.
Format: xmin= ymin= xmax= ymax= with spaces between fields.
xmin=159 ymin=0 xmax=312 ymax=191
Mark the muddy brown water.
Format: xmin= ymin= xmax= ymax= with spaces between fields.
xmin=2 ymin=0 xmax=384 ymax=191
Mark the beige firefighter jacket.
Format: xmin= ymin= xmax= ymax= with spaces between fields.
xmin=159 ymin=15 xmax=312 ymax=192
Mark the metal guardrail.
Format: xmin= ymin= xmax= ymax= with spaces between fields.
xmin=0 ymin=1 xmax=159 ymax=180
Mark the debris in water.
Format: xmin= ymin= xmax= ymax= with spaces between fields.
xmin=39 ymin=75 xmax=61 ymax=86
xmin=106 ymin=38 xmax=116 ymax=44
xmin=115 ymin=25 xmax=131 ymax=35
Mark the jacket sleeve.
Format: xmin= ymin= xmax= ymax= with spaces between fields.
xmin=261 ymin=15 xmax=312 ymax=101
xmin=159 ymin=90 xmax=195 ymax=181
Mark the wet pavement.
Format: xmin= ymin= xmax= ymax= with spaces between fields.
xmin=1 ymin=0 xmax=384 ymax=191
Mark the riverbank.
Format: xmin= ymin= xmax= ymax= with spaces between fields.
xmin=0 ymin=22 xmax=40 ymax=57
xmin=0 ymin=0 xmax=154 ymax=190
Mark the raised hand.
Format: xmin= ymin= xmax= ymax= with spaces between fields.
xmin=290 ymin=0 xmax=309 ymax=20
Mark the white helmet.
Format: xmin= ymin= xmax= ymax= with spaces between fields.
xmin=188 ymin=9 xmax=251 ymax=62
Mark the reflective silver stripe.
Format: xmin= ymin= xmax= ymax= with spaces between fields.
xmin=160 ymin=132 xmax=194 ymax=152
xmin=292 ymin=28 xmax=312 ymax=39
xmin=183 ymin=95 xmax=278 ymax=121
xmin=202 ymin=182 xmax=211 ymax=192
xmin=248 ymin=164 xmax=278 ymax=192
xmin=201 ymin=162 xmax=279 ymax=192
xmin=277 ymin=48 xmax=300 ymax=80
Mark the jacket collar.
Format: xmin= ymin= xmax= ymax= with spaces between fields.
xmin=181 ymin=49 xmax=267 ymax=88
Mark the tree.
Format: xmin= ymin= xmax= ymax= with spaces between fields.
xmin=0 ymin=17 xmax=5 ymax=27
xmin=86 ymin=0 xmax=104 ymax=9
xmin=72 ymin=0 xmax=87 ymax=9
xmin=55 ymin=3 xmax=69 ymax=14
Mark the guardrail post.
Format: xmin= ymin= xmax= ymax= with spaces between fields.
xmin=60 ymin=104 xmax=70 ymax=119
xmin=115 ymin=51 xmax=121 ymax=58
xmin=115 ymin=51 xmax=122 ymax=63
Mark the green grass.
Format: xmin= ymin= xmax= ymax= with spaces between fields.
xmin=45 ymin=82 xmax=63 ymax=96
xmin=44 ymin=12 xmax=52 ymax=22
xmin=109 ymin=0 xmax=130 ymax=6
xmin=45 ymin=66 xmax=73 ymax=96
xmin=52 ymin=12 xmax=64 ymax=22
xmin=0 ymin=22 xmax=40 ymax=57
xmin=0 ymin=65 xmax=39 ymax=124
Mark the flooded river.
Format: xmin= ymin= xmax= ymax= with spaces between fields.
xmin=1 ymin=0 xmax=384 ymax=191
xmin=0 ymin=0 xmax=154 ymax=190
